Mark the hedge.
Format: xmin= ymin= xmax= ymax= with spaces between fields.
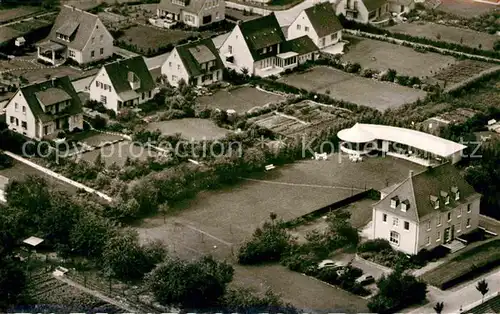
xmin=421 ymin=239 xmax=500 ymax=289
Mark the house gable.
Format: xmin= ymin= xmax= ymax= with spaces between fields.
xmin=288 ymin=10 xmax=319 ymax=44
xmin=162 ymin=47 xmax=190 ymax=86
xmin=219 ymin=25 xmax=254 ymax=74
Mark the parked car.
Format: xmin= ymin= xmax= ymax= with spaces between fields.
xmin=318 ymin=259 xmax=348 ymax=270
xmin=356 ymin=274 xmax=375 ymax=285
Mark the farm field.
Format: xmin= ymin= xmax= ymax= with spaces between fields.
xmin=436 ymin=0 xmax=497 ymax=18
xmin=0 ymin=6 xmax=41 ymax=23
xmin=388 ymin=22 xmax=498 ymax=51
xmin=343 ymin=36 xmax=457 ymax=78
xmin=79 ymin=141 xmax=157 ymax=167
xmin=146 ymin=118 xmax=230 ymax=140
xmin=433 ymin=60 xmax=497 ymax=84
xmin=278 ymin=67 xmax=427 ymax=111
xmin=116 ymin=25 xmax=196 ymax=53
xmin=197 ymin=86 xmax=287 ymax=113
xmin=0 ymin=160 xmax=77 ymax=194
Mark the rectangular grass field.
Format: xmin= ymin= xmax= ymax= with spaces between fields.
xmin=146 ymin=118 xmax=230 ymax=141
xmin=117 ymin=25 xmax=196 ymax=52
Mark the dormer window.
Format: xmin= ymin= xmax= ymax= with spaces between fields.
xmin=401 ymin=200 xmax=410 ymax=212
xmin=441 ymin=191 xmax=449 ymax=205
xmin=451 ymin=186 xmax=460 ymax=200
xmin=128 ymin=71 xmax=140 ymax=90
xmin=430 ymin=195 xmax=439 ymax=209
xmin=390 ymin=196 xmax=399 ymax=209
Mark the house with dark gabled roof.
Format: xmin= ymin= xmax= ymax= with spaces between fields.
xmin=288 ymin=3 xmax=343 ymax=50
xmin=371 ymin=164 xmax=481 ymax=255
xmin=157 ymin=0 xmax=224 ymax=28
xmin=219 ymin=13 xmax=319 ymax=77
xmin=5 ymin=76 xmax=83 ymax=139
xmin=161 ymin=37 xmax=224 ymax=86
xmin=337 ymin=0 xmax=389 ymax=23
xmin=36 ymin=5 xmax=113 ymax=65
xmin=90 ymin=56 xmax=157 ymax=113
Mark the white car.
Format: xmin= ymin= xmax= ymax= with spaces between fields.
xmin=318 ymin=259 xmax=348 ymax=270
xmin=356 ymin=274 xmax=375 ymax=285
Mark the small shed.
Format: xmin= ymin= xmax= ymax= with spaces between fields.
xmin=23 ymin=236 xmax=44 ymax=248
xmin=15 ymin=37 xmax=26 ymax=47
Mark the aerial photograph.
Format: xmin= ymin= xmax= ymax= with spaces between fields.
xmin=0 ymin=0 xmax=498 ymax=312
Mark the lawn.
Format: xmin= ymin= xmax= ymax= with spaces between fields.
xmin=146 ymin=118 xmax=230 ymax=141
xmin=436 ymin=0 xmax=497 ymax=18
xmin=420 ymin=239 xmax=500 ymax=289
xmin=343 ymin=35 xmax=457 ymax=78
xmin=79 ymin=141 xmax=157 ymax=167
xmin=278 ymin=67 xmax=427 ymax=111
xmin=0 ymin=6 xmax=41 ymax=23
xmin=116 ymin=25 xmax=195 ymax=53
xmin=197 ymin=86 xmax=286 ymax=113
xmin=76 ymin=132 xmax=124 ymax=148
xmin=388 ymin=22 xmax=498 ymax=51
xmin=10 ymin=66 xmax=92 ymax=84
xmin=0 ymin=25 xmax=22 ymax=43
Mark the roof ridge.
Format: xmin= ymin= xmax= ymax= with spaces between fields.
xmin=62 ymin=4 xmax=99 ymax=18
xmin=372 ymin=176 xmax=411 ymax=207
xmin=408 ymin=174 xmax=419 ymax=222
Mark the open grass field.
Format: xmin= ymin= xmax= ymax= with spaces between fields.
xmin=421 ymin=239 xmax=500 ymax=289
xmin=388 ymin=22 xmax=498 ymax=51
xmin=79 ymin=141 xmax=157 ymax=167
xmin=278 ymin=67 xmax=427 ymax=111
xmin=146 ymin=118 xmax=230 ymax=140
xmin=0 ymin=6 xmax=41 ymax=23
xmin=10 ymin=66 xmax=93 ymax=84
xmin=0 ymin=24 xmax=22 ymax=43
xmin=197 ymin=86 xmax=286 ymax=113
xmin=117 ymin=25 xmax=195 ymax=52
xmin=433 ymin=60 xmax=497 ymax=84
xmin=0 ymin=160 xmax=77 ymax=194
xmin=343 ymin=36 xmax=457 ymax=78
xmin=437 ymin=0 xmax=498 ymax=18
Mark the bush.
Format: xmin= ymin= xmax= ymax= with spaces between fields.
xmin=358 ymin=239 xmax=392 ymax=253
xmin=91 ymin=115 xmax=107 ymax=129
xmin=0 ymin=152 xmax=13 ymax=169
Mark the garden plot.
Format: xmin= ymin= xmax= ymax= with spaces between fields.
xmin=433 ymin=60 xmax=497 ymax=84
xmin=0 ymin=6 xmax=41 ymax=23
xmin=10 ymin=66 xmax=93 ymax=84
xmin=146 ymin=118 xmax=230 ymax=141
xmin=388 ymin=22 xmax=498 ymax=51
xmin=197 ymin=86 xmax=287 ymax=113
xmin=79 ymin=141 xmax=158 ymax=167
xmin=278 ymin=67 xmax=427 ymax=111
xmin=343 ymin=36 xmax=457 ymax=78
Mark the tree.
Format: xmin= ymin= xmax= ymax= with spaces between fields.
xmin=221 ymin=287 xmax=297 ymax=314
xmin=69 ymin=211 xmax=116 ymax=258
xmin=476 ymin=279 xmax=489 ymax=303
xmin=148 ymin=256 xmax=234 ymax=309
xmin=0 ymin=254 xmax=26 ymax=312
xmin=434 ymin=301 xmax=444 ymax=314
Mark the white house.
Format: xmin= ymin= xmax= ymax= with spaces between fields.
xmin=288 ymin=3 xmax=343 ymax=50
xmin=372 ymin=164 xmax=481 ymax=255
xmin=5 ymin=76 xmax=83 ymax=139
xmin=219 ymin=13 xmax=319 ymax=77
xmin=336 ymin=0 xmax=389 ymax=23
xmin=90 ymin=56 xmax=157 ymax=113
xmin=162 ymin=37 xmax=224 ymax=87
xmin=157 ymin=0 xmax=225 ymax=28
xmin=36 ymin=5 xmax=114 ymax=65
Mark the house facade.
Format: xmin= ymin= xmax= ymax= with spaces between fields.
xmin=388 ymin=0 xmax=415 ymax=14
xmin=219 ymin=14 xmax=319 ymax=77
xmin=161 ymin=38 xmax=224 ymax=87
xmin=5 ymin=76 xmax=83 ymax=139
xmin=90 ymin=56 xmax=157 ymax=113
xmin=336 ymin=0 xmax=389 ymax=23
xmin=372 ymin=164 xmax=481 ymax=255
xmin=36 ymin=5 xmax=113 ymax=65
xmin=288 ymin=3 xmax=343 ymax=50
xmin=157 ymin=0 xmax=225 ymax=28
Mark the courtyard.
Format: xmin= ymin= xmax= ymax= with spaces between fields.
xmin=146 ymin=118 xmax=230 ymax=141
xmin=343 ymin=36 xmax=458 ymax=78
xmin=197 ymin=86 xmax=287 ymax=113
xmin=278 ymin=67 xmax=427 ymax=111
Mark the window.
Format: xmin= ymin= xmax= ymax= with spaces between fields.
xmin=467 ymin=203 xmax=471 ymax=213
xmin=216 ymin=11 xmax=219 ymax=19
xmin=458 ymin=207 xmax=462 ymax=217
xmin=426 ymin=236 xmax=430 ymax=245
xmin=436 ymin=231 xmax=441 ymax=241
xmin=305 ymin=26 xmax=309 ymax=32
xmin=393 ymin=217 xmax=398 ymax=227
xmin=455 ymin=191 xmax=460 ymax=200
xmin=100 ymin=48 xmax=104 ymax=55
xmin=434 ymin=200 xmax=440 ymax=209
xmin=100 ymin=95 xmax=107 ymax=104
xmin=142 ymin=92 xmax=145 ymax=100
xmin=172 ymin=75 xmax=177 ymax=82
xmin=457 ymin=222 xmax=461 ymax=233
xmin=404 ymin=221 xmax=409 ymax=230
xmin=15 ymin=103 xmax=18 ymax=111
xmin=445 ymin=195 xmax=450 ymax=205
xmin=91 ymin=37 xmax=95 ymax=44
xmin=466 ymin=218 xmax=471 ymax=228
xmin=297 ymin=24 xmax=301 ymax=30
xmin=447 ymin=212 xmax=451 ymax=221
xmin=96 ymin=81 xmax=99 ymax=87
xmin=382 ymin=213 xmax=387 ymax=222
xmin=228 ymin=45 xmax=232 ymax=54
xmin=15 ymin=118 xmax=18 ymax=126
xmin=69 ymin=49 xmax=75 ymax=57
xmin=91 ymin=50 xmax=95 ymax=58
xmin=22 ymin=106 xmax=26 ymax=114
xmin=21 ymin=121 xmax=27 ymax=129
xmin=331 ymin=32 xmax=338 ymax=41
xmin=149 ymin=91 xmax=152 ymax=98
xmin=269 ymin=46 xmax=273 ymax=52
xmin=426 ymin=220 xmax=431 ymax=230
xmin=390 ymin=199 xmax=397 ymax=209
xmin=10 ymin=116 xmax=14 ymax=124
xmin=100 ymin=34 xmax=104 ymax=42
xmin=389 ymin=231 xmax=399 ymax=245
xmin=437 ymin=214 xmax=442 ymax=226
xmin=177 ymin=64 xmax=180 ymax=70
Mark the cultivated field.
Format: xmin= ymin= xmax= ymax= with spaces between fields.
xmin=146 ymin=118 xmax=230 ymax=140
xmin=0 ymin=6 xmax=41 ymax=23
xmin=343 ymin=36 xmax=457 ymax=78
xmin=116 ymin=25 xmax=195 ymax=52
xmin=388 ymin=22 xmax=498 ymax=51
xmin=197 ymin=86 xmax=286 ymax=113
xmin=436 ymin=0 xmax=497 ymax=18
xmin=278 ymin=67 xmax=427 ymax=111
xmin=433 ymin=60 xmax=497 ymax=84
xmin=0 ymin=15 xmax=54 ymax=43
